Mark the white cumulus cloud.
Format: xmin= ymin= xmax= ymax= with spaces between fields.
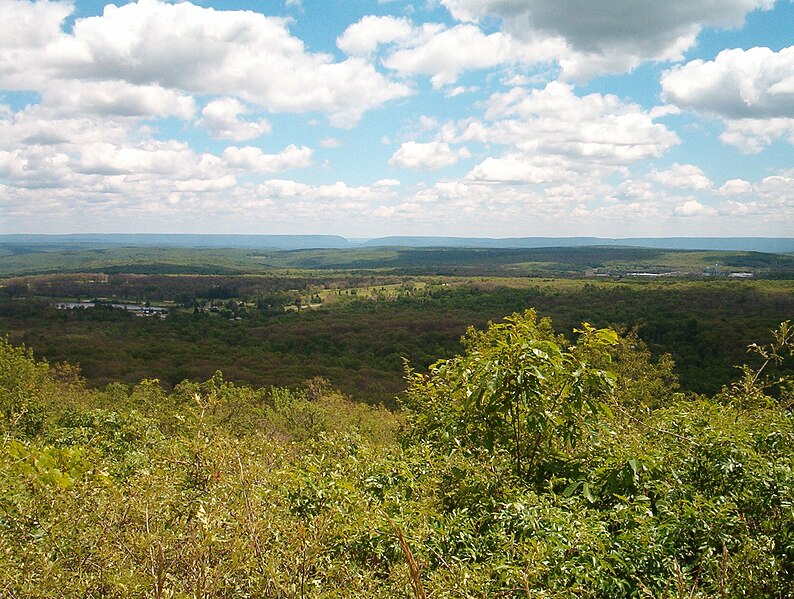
xmin=389 ymin=141 xmax=470 ymax=170
xmin=718 ymin=179 xmax=753 ymax=195
xmin=719 ymin=117 xmax=794 ymax=153
xmin=336 ymin=15 xmax=414 ymax=57
xmin=382 ymin=24 xmax=561 ymax=88
xmin=662 ymin=46 xmax=794 ymax=152
xmin=41 ymin=80 xmax=196 ymax=120
xmin=200 ymin=98 xmax=272 ymax=141
xmin=662 ymin=46 xmax=794 ymax=119
xmin=222 ymin=145 xmax=313 ymax=173
xmin=462 ymin=82 xmax=679 ymax=183
xmin=441 ymin=0 xmax=773 ymax=78
xmin=673 ymin=199 xmax=716 ymax=217
xmin=650 ymin=163 xmax=713 ymax=190
xmin=0 ymin=0 xmax=413 ymax=126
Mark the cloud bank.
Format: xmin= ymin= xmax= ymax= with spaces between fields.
xmin=0 ymin=0 xmax=791 ymax=237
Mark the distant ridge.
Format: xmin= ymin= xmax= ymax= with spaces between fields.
xmin=362 ymin=236 xmax=794 ymax=253
xmin=0 ymin=234 xmax=350 ymax=250
xmin=2 ymin=234 xmax=793 ymax=254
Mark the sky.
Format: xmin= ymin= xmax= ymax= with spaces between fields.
xmin=1 ymin=0 xmax=793 ymax=238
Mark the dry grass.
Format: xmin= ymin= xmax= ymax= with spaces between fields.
xmin=383 ymin=512 xmax=426 ymax=599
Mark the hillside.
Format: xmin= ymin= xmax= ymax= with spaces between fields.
xmin=2 ymin=243 xmax=794 ymax=278
xmin=2 ymin=314 xmax=793 ymax=597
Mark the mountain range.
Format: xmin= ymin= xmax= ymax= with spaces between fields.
xmin=3 ymin=234 xmax=794 ymax=253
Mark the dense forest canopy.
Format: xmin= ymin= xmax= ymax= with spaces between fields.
xmin=2 ymin=276 xmax=792 ymax=403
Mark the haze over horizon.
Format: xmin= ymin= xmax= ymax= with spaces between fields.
xmin=5 ymin=232 xmax=794 ymax=254
xmin=2 ymin=0 xmax=793 ymax=237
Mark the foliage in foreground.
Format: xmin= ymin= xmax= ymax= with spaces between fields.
xmin=1 ymin=314 xmax=793 ymax=597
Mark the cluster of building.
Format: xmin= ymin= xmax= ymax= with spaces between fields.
xmin=54 ymin=301 xmax=169 ymax=318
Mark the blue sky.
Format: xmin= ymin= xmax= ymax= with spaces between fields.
xmin=1 ymin=0 xmax=793 ymax=237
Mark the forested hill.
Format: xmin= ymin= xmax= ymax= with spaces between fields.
xmin=0 ymin=234 xmax=351 ymax=250
xmin=361 ymin=236 xmax=794 ymax=253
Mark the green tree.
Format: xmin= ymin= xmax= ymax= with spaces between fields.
xmin=402 ymin=310 xmax=618 ymax=479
